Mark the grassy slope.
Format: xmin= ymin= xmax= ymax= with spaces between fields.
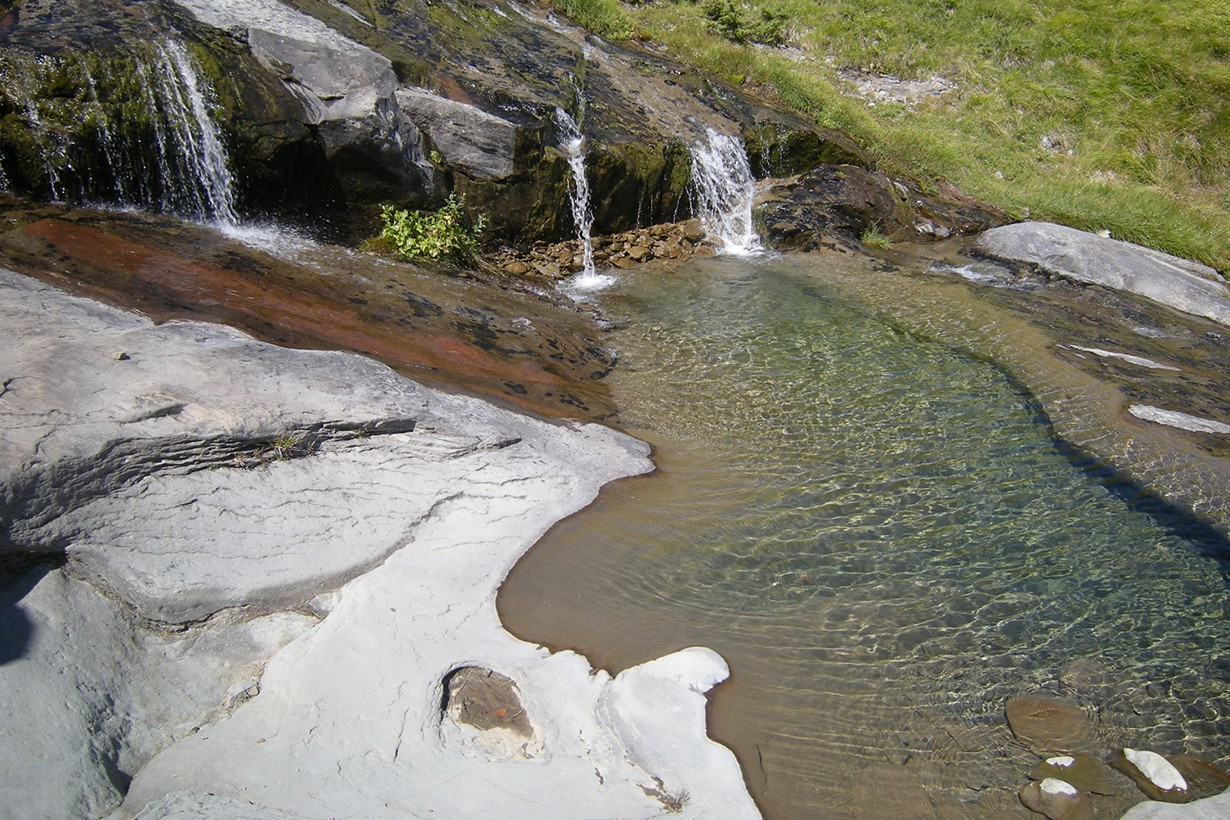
xmin=553 ymin=0 xmax=1230 ymax=271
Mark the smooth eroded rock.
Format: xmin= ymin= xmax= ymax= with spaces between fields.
xmin=1019 ymin=778 xmax=1094 ymax=820
xmin=1005 ymin=694 xmax=1098 ymax=754
xmin=975 ymin=222 xmax=1230 ymax=326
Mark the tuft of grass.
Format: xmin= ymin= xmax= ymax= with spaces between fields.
xmin=551 ymin=0 xmax=636 ymax=39
xmin=860 ymin=225 xmax=891 ymax=249
xmin=552 ymin=0 xmax=1230 ymax=271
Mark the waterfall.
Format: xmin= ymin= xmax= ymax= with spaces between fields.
xmin=0 ymin=42 xmax=239 ymax=225
xmin=553 ymin=107 xmax=612 ymax=291
xmin=151 ymin=42 xmax=239 ymax=225
xmin=689 ymin=128 xmax=761 ymax=255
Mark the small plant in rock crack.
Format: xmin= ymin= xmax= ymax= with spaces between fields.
xmin=640 ymin=777 xmax=689 ymax=813
xmin=232 ymin=432 xmax=317 ymax=468
xmin=860 ymin=224 xmax=892 ymax=249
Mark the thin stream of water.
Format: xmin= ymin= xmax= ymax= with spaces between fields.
xmin=555 ymin=107 xmax=615 ymax=292
xmin=500 ymin=253 xmax=1230 ymax=818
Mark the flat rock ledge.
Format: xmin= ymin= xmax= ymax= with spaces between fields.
xmin=0 ymin=269 xmax=758 ymax=819
xmin=974 ymin=222 xmax=1230 ymax=326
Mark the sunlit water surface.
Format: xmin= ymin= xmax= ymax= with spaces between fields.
xmin=499 ymin=253 xmax=1230 ymax=818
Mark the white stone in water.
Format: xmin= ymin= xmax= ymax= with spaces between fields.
xmin=1040 ymin=778 xmax=1080 ymax=796
xmin=1129 ymin=406 xmax=1230 ymax=434
xmin=1046 ymin=756 xmax=1076 ymax=768
xmin=1125 ymin=748 xmax=1188 ymax=792
xmin=1068 ymin=345 xmax=1181 ymax=371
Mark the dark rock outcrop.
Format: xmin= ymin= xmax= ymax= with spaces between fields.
xmin=758 ymin=164 xmax=1009 ymax=252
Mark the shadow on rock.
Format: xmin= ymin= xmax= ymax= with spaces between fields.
xmin=0 ymin=556 xmax=62 ymax=665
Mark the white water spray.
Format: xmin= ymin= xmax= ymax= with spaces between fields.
xmin=689 ymin=128 xmax=761 ymax=255
xmin=155 ymin=41 xmax=239 ymax=226
xmin=553 ymin=107 xmax=613 ymax=292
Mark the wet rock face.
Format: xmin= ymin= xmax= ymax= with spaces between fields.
xmin=0 ymin=0 xmax=862 ymax=245
xmin=0 ymin=197 xmax=619 ymax=421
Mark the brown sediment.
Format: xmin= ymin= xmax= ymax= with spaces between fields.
xmin=0 ymin=202 xmax=616 ymax=421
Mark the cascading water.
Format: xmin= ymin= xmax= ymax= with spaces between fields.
xmin=689 ymin=127 xmax=761 ymax=255
xmin=151 ymin=42 xmax=239 ymax=225
xmin=0 ymin=42 xmax=239 ymax=226
xmin=553 ymin=107 xmax=613 ymax=291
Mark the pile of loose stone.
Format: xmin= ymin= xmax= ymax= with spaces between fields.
xmin=493 ymin=219 xmax=713 ymax=279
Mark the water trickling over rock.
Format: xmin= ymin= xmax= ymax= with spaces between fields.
xmin=554 ymin=107 xmax=613 ymax=291
xmin=0 ymin=41 xmax=238 ymax=225
xmin=689 ymin=128 xmax=761 ymax=255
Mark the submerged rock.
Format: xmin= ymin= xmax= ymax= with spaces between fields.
xmin=1029 ymin=755 xmax=1121 ymax=796
xmin=1005 ymin=694 xmax=1099 ymax=755
xmin=1114 ymin=749 xmax=1194 ymax=803
xmin=975 ymin=222 xmax=1230 ymax=327
xmin=1019 ymin=777 xmax=1094 ymax=820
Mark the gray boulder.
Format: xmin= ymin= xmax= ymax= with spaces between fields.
xmin=975 ymin=222 xmax=1230 ymax=326
xmin=396 ymin=87 xmax=517 ymax=180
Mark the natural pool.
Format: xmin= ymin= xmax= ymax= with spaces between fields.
xmin=500 ymin=252 xmax=1230 ymax=818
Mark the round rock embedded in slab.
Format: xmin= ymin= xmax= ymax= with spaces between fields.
xmin=1019 ymin=778 xmax=1094 ymax=820
xmin=1006 ymin=695 xmax=1098 ymax=754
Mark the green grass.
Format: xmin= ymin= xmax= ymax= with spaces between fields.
xmin=556 ymin=0 xmax=1230 ymax=271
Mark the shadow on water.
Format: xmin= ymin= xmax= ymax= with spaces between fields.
xmin=979 ymin=347 xmax=1230 ymax=578
xmin=1057 ymin=438 xmax=1230 ymax=576
xmin=0 ymin=554 xmax=64 ymax=665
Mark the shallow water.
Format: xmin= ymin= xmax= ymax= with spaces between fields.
xmin=499 ymin=253 xmax=1230 ymax=818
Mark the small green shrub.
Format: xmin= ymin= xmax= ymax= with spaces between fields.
xmin=701 ymin=0 xmax=787 ymax=46
xmin=379 ymin=193 xmax=487 ymax=264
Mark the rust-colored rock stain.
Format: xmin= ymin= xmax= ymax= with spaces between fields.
xmin=0 ymin=203 xmax=616 ymax=421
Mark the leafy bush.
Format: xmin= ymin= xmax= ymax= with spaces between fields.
xmin=701 ymin=0 xmax=787 ymax=46
xmin=379 ymin=193 xmax=487 ymax=264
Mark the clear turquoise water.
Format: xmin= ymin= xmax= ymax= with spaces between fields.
xmin=500 ymin=254 xmax=1230 ymax=817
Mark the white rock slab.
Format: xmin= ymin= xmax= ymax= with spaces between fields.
xmin=0 ymin=268 xmax=757 ymax=818
xmin=1065 ymin=345 xmax=1181 ymax=372
xmin=1120 ymin=786 xmax=1230 ymax=819
xmin=976 ymin=222 xmax=1230 ymax=326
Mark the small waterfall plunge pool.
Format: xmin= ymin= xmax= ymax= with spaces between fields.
xmin=499 ymin=251 xmax=1230 ymax=818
